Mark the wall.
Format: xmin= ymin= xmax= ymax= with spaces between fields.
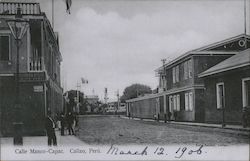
xmin=165 ymin=57 xmax=194 ymax=90
xmin=194 ymin=89 xmax=205 ymax=122
xmin=204 ymin=66 xmax=250 ymax=124
xmin=0 ymin=76 xmax=15 ymax=136
xmin=193 ymin=55 xmax=234 ymax=84
xmin=0 ymin=19 xmax=29 ymax=74
xmin=0 ymin=76 xmax=46 ymax=136
xmin=130 ymin=98 xmax=157 ymax=119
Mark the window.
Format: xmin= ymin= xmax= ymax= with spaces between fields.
xmin=173 ymin=95 xmax=177 ymax=110
xmin=177 ymin=94 xmax=180 ymax=111
xmin=188 ymin=59 xmax=192 ymax=78
xmin=176 ymin=65 xmax=179 ymax=82
xmin=0 ymin=35 xmax=10 ymax=61
xmin=170 ymin=94 xmax=180 ymax=111
xmin=159 ymin=75 xmax=167 ymax=89
xmin=172 ymin=67 xmax=176 ymax=83
xmin=184 ymin=61 xmax=188 ymax=79
xmin=163 ymin=76 xmax=167 ymax=89
xmin=185 ymin=92 xmax=193 ymax=111
xmin=184 ymin=60 xmax=192 ymax=80
xmin=216 ymin=83 xmax=225 ymax=109
xmin=169 ymin=96 xmax=173 ymax=112
xmin=242 ymin=78 xmax=250 ymax=107
xmin=188 ymin=92 xmax=193 ymax=111
xmin=172 ymin=65 xmax=179 ymax=83
xmin=185 ymin=93 xmax=189 ymax=110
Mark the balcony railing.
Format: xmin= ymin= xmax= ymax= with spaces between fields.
xmin=29 ymin=57 xmax=43 ymax=71
xmin=0 ymin=2 xmax=41 ymax=15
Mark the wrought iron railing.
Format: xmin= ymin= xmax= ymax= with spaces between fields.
xmin=0 ymin=2 xmax=41 ymax=15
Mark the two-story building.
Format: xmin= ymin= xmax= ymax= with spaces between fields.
xmin=126 ymin=34 xmax=250 ymax=123
xmin=0 ymin=2 xmax=63 ymax=136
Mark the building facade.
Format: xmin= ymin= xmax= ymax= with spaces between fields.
xmin=85 ymin=95 xmax=99 ymax=113
xmin=106 ymin=101 xmax=126 ymax=113
xmin=199 ymin=49 xmax=250 ymax=125
xmin=126 ymin=34 xmax=250 ymax=123
xmin=0 ymin=2 xmax=63 ymax=136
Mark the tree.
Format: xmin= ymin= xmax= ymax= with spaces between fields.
xmin=120 ymin=83 xmax=152 ymax=102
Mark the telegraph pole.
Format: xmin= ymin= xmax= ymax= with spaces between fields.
xmin=116 ymin=90 xmax=120 ymax=115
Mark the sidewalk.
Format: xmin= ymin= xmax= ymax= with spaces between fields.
xmin=121 ymin=116 xmax=250 ymax=135
xmin=0 ymin=130 xmax=86 ymax=147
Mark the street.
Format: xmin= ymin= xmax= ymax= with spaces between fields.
xmin=76 ymin=115 xmax=250 ymax=145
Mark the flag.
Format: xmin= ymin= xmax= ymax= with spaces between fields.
xmin=65 ymin=0 xmax=72 ymax=14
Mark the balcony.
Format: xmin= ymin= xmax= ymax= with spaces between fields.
xmin=0 ymin=2 xmax=41 ymax=15
xmin=29 ymin=57 xmax=43 ymax=72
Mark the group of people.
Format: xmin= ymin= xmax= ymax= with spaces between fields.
xmin=45 ymin=111 xmax=78 ymax=146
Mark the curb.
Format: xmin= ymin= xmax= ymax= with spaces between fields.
xmin=121 ymin=116 xmax=250 ymax=136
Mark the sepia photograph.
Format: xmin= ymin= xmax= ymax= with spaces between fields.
xmin=0 ymin=0 xmax=249 ymax=160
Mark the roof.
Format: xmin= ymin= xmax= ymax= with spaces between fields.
xmin=199 ymin=48 xmax=250 ymax=77
xmin=126 ymin=93 xmax=159 ymax=103
xmin=155 ymin=34 xmax=249 ymax=72
xmin=85 ymin=95 xmax=99 ymax=99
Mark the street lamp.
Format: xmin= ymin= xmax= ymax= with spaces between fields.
xmin=7 ymin=7 xmax=29 ymax=145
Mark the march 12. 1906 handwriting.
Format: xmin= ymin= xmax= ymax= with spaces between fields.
xmin=106 ymin=144 xmax=206 ymax=159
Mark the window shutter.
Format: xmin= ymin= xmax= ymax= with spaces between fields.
xmin=184 ymin=62 xmax=188 ymax=80
xmin=172 ymin=67 xmax=176 ymax=83
xmin=173 ymin=95 xmax=177 ymax=110
xmin=185 ymin=93 xmax=189 ymax=111
xmin=176 ymin=65 xmax=179 ymax=82
xmin=188 ymin=59 xmax=192 ymax=78
xmin=177 ymin=94 xmax=180 ymax=111
xmin=189 ymin=92 xmax=193 ymax=111
xmin=169 ymin=96 xmax=173 ymax=112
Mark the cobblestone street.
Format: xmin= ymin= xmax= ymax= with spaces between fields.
xmin=76 ymin=115 xmax=249 ymax=145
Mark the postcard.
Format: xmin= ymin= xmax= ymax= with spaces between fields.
xmin=0 ymin=0 xmax=249 ymax=160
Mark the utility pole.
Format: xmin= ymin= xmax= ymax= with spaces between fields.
xmin=116 ymin=90 xmax=120 ymax=115
xmin=104 ymin=87 xmax=108 ymax=113
xmin=76 ymin=81 xmax=81 ymax=113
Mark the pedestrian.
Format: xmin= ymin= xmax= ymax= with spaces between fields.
xmin=45 ymin=111 xmax=57 ymax=146
xmin=74 ymin=112 xmax=79 ymax=127
xmin=59 ymin=112 xmax=65 ymax=136
xmin=67 ymin=112 xmax=75 ymax=135
xmin=168 ymin=111 xmax=172 ymax=122
xmin=74 ymin=112 xmax=80 ymax=133
xmin=174 ymin=111 xmax=177 ymax=121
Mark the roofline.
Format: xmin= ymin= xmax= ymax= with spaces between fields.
xmin=155 ymin=34 xmax=249 ymax=72
xmin=125 ymin=94 xmax=159 ymax=103
xmin=155 ymin=51 xmax=237 ymax=72
xmin=190 ymin=34 xmax=250 ymax=52
xmin=126 ymin=85 xmax=205 ymax=102
xmin=198 ymin=62 xmax=250 ymax=78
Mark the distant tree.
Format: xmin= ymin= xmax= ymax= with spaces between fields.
xmin=120 ymin=83 xmax=152 ymax=102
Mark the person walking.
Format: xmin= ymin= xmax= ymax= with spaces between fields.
xmin=45 ymin=111 xmax=57 ymax=146
xmin=59 ymin=112 xmax=65 ymax=136
xmin=67 ymin=112 xmax=75 ymax=135
xmin=168 ymin=111 xmax=172 ymax=122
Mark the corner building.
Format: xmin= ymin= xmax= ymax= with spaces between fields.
xmin=0 ymin=2 xmax=63 ymax=136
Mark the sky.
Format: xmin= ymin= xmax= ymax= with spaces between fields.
xmin=14 ymin=0 xmax=248 ymax=101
